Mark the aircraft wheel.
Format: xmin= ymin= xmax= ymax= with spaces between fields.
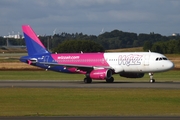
xmin=150 ymin=79 xmax=155 ymax=83
xmin=84 ymin=78 xmax=92 ymax=83
xmin=106 ymin=77 xmax=114 ymax=83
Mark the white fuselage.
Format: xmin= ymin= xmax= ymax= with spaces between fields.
xmin=104 ymin=52 xmax=174 ymax=73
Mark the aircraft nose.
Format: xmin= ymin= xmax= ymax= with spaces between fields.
xmin=166 ymin=61 xmax=174 ymax=70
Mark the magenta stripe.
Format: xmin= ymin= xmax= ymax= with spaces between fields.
xmin=22 ymin=25 xmax=45 ymax=48
xmin=51 ymin=53 xmax=109 ymax=66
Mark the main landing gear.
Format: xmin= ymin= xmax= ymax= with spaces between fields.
xmin=149 ymin=73 xmax=155 ymax=83
xmin=106 ymin=77 xmax=114 ymax=83
xmin=84 ymin=77 xmax=92 ymax=83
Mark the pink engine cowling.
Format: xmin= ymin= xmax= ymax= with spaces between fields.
xmin=89 ymin=69 xmax=112 ymax=80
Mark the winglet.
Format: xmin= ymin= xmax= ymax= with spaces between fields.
xmin=22 ymin=25 xmax=49 ymax=56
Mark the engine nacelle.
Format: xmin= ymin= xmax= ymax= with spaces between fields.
xmin=119 ymin=72 xmax=144 ymax=78
xmin=89 ymin=69 xmax=112 ymax=80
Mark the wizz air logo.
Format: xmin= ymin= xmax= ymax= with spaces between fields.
xmin=118 ymin=54 xmax=143 ymax=66
xmin=58 ymin=56 xmax=80 ymax=59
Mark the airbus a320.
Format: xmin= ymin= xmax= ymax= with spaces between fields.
xmin=20 ymin=25 xmax=174 ymax=83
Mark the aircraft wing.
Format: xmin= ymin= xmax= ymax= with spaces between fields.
xmin=38 ymin=62 xmax=112 ymax=69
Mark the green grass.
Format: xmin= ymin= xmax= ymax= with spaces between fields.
xmin=0 ymin=88 xmax=179 ymax=116
xmin=0 ymin=53 xmax=27 ymax=62
xmin=106 ymin=47 xmax=144 ymax=52
xmin=0 ymin=71 xmax=83 ymax=80
xmin=0 ymin=70 xmax=179 ymax=82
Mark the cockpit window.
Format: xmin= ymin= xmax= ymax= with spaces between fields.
xmin=163 ymin=57 xmax=167 ymax=60
xmin=155 ymin=57 xmax=168 ymax=61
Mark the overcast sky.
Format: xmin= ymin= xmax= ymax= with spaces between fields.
xmin=0 ymin=0 xmax=180 ymax=36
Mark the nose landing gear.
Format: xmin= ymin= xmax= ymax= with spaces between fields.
xmin=149 ymin=73 xmax=155 ymax=83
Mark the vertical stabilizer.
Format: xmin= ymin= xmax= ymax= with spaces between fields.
xmin=22 ymin=25 xmax=49 ymax=56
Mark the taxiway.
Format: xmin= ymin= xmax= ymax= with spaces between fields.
xmin=0 ymin=80 xmax=179 ymax=89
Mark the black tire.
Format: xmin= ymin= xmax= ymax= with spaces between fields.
xmin=150 ymin=79 xmax=155 ymax=83
xmin=106 ymin=77 xmax=114 ymax=83
xmin=84 ymin=78 xmax=92 ymax=83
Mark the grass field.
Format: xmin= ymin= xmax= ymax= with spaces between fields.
xmin=0 ymin=88 xmax=180 ymax=116
xmin=106 ymin=47 xmax=144 ymax=52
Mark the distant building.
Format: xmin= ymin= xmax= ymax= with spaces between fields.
xmin=3 ymin=32 xmax=23 ymax=39
xmin=172 ymin=33 xmax=180 ymax=36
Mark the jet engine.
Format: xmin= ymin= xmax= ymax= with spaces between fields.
xmin=119 ymin=72 xmax=144 ymax=78
xmin=88 ymin=69 xmax=112 ymax=80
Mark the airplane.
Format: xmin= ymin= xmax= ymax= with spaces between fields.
xmin=20 ymin=25 xmax=174 ymax=83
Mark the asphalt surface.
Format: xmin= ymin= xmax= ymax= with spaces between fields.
xmin=0 ymin=80 xmax=179 ymax=120
xmin=0 ymin=80 xmax=180 ymax=89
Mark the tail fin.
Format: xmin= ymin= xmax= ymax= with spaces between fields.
xmin=22 ymin=25 xmax=49 ymax=56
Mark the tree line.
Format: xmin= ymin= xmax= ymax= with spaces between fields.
xmin=0 ymin=30 xmax=180 ymax=54
xmin=144 ymin=39 xmax=180 ymax=54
